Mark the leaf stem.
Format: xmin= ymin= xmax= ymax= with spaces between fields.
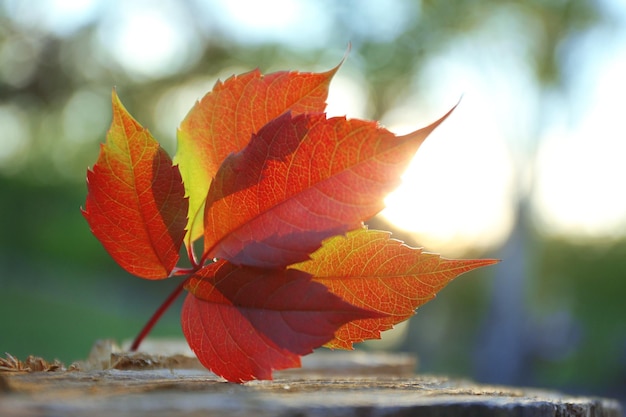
xmin=172 ymin=266 xmax=198 ymax=276
xmin=130 ymin=278 xmax=188 ymax=352
xmin=187 ymin=240 xmax=199 ymax=269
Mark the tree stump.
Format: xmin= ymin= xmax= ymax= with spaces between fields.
xmin=0 ymin=342 xmax=622 ymax=417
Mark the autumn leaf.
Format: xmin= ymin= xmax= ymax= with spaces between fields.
xmin=292 ymin=228 xmax=499 ymax=349
xmin=82 ymin=90 xmax=188 ymax=279
xmin=84 ymin=60 xmax=499 ymax=383
xmin=182 ymin=259 xmax=380 ymax=382
xmin=175 ymin=67 xmax=338 ymax=251
xmin=203 ymin=109 xmax=453 ymax=268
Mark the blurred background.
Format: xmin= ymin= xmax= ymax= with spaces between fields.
xmin=0 ymin=0 xmax=625 ymax=403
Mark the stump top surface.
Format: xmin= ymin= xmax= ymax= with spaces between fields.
xmin=0 ymin=346 xmax=622 ymax=417
xmin=1 ymin=367 xmax=622 ymax=417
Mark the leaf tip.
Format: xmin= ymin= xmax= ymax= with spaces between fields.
xmin=111 ymin=87 xmax=121 ymax=106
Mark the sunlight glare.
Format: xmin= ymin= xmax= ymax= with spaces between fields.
xmin=532 ymin=129 xmax=626 ymax=238
xmin=372 ymin=16 xmax=536 ymax=255
xmin=325 ymin=73 xmax=372 ymax=120
xmin=531 ymin=28 xmax=626 ymax=239
xmin=380 ymin=101 xmax=516 ymax=256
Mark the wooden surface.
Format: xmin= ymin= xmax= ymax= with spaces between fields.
xmin=0 ymin=347 xmax=622 ymax=417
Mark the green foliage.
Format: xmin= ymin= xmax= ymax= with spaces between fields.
xmin=534 ymin=239 xmax=626 ymax=388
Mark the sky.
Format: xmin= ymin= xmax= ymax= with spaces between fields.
xmin=2 ymin=0 xmax=626 ymax=255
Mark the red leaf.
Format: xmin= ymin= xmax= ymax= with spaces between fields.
xmin=203 ymin=109 xmax=453 ymax=268
xmin=175 ymin=67 xmax=338 ymax=249
xmin=181 ymin=260 xmax=380 ymax=382
xmin=292 ymin=228 xmax=499 ymax=349
xmin=82 ymin=90 xmax=188 ymax=279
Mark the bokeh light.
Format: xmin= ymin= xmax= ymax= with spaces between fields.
xmin=531 ymin=24 xmax=626 ymax=240
xmin=95 ymin=1 xmax=200 ymax=79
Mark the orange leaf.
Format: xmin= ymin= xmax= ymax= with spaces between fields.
xmin=175 ymin=66 xmax=339 ymax=250
xmin=82 ymin=90 xmax=188 ymax=279
xmin=292 ymin=228 xmax=499 ymax=349
xmin=182 ymin=260 xmax=380 ymax=382
xmin=203 ymin=109 xmax=453 ymax=268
